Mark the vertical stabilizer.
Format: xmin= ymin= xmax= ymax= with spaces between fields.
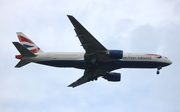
xmin=16 ymin=32 xmax=43 ymax=53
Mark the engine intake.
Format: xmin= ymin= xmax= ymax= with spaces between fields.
xmin=107 ymin=50 xmax=123 ymax=59
xmin=103 ymin=72 xmax=121 ymax=82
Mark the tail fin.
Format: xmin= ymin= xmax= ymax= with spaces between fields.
xmin=16 ymin=32 xmax=43 ymax=54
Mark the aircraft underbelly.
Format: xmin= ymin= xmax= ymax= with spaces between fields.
xmin=36 ymin=60 xmax=168 ymax=70
xmin=36 ymin=60 xmax=114 ymax=69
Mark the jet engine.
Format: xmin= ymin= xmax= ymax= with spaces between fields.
xmin=106 ymin=50 xmax=123 ymax=59
xmin=103 ymin=72 xmax=121 ymax=82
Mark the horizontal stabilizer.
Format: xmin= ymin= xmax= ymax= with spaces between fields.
xmin=12 ymin=42 xmax=36 ymax=57
xmin=15 ymin=60 xmax=30 ymax=68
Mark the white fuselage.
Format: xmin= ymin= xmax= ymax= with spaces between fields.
xmin=20 ymin=52 xmax=172 ymax=71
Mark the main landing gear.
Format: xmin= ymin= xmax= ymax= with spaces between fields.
xmin=88 ymin=76 xmax=98 ymax=81
xmin=156 ymin=66 xmax=162 ymax=75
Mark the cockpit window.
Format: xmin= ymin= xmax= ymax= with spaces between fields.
xmin=146 ymin=54 xmax=162 ymax=59
xmin=156 ymin=56 xmax=162 ymax=59
xmin=165 ymin=57 xmax=168 ymax=59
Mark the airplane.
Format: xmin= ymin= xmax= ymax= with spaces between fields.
xmin=12 ymin=15 xmax=172 ymax=87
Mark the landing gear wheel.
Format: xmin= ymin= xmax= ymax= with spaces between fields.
xmin=157 ymin=70 xmax=160 ymax=75
xmin=94 ymin=77 xmax=98 ymax=81
xmin=156 ymin=66 xmax=162 ymax=75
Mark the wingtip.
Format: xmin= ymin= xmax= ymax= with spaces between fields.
xmin=67 ymin=85 xmax=74 ymax=88
xmin=67 ymin=15 xmax=73 ymax=18
xmin=12 ymin=42 xmax=18 ymax=45
xmin=16 ymin=32 xmax=22 ymax=34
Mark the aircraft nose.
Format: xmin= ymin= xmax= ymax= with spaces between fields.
xmin=168 ymin=59 xmax=172 ymax=65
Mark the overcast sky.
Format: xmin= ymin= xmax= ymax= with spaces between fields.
xmin=0 ymin=0 xmax=180 ymax=112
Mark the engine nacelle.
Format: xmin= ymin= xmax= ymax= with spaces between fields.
xmin=107 ymin=50 xmax=123 ymax=59
xmin=103 ymin=72 xmax=121 ymax=82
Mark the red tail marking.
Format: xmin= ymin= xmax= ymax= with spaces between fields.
xmin=18 ymin=36 xmax=34 ymax=44
xmin=30 ymin=47 xmax=40 ymax=53
xmin=15 ymin=54 xmax=23 ymax=59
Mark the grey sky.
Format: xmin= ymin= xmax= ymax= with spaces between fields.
xmin=0 ymin=0 xmax=180 ymax=112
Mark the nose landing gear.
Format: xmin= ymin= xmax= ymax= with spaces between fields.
xmin=157 ymin=70 xmax=160 ymax=74
xmin=156 ymin=66 xmax=162 ymax=75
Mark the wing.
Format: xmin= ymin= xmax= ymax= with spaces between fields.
xmin=67 ymin=15 xmax=107 ymax=53
xmin=67 ymin=15 xmax=114 ymax=87
xmin=68 ymin=70 xmax=106 ymax=88
xmin=67 ymin=15 xmax=114 ymax=62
